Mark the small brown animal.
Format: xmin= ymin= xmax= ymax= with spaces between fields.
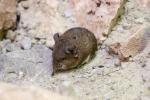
xmin=52 ymin=27 xmax=97 ymax=74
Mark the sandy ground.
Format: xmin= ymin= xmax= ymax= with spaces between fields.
xmin=0 ymin=0 xmax=150 ymax=100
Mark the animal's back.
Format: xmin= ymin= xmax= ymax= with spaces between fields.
xmin=62 ymin=27 xmax=97 ymax=63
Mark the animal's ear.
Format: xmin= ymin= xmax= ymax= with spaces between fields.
xmin=53 ymin=33 xmax=59 ymax=41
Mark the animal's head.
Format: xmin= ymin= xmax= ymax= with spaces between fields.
xmin=52 ymin=33 xmax=80 ymax=73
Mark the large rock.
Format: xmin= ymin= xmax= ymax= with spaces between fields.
xmin=68 ymin=0 xmax=126 ymax=43
xmin=17 ymin=0 xmax=126 ymax=47
xmin=0 ymin=83 xmax=75 ymax=100
xmin=108 ymin=24 xmax=150 ymax=60
xmin=0 ymin=45 xmax=53 ymax=83
xmin=17 ymin=0 xmax=74 ymax=47
xmin=0 ymin=0 xmax=17 ymax=39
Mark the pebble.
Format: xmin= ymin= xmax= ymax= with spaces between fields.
xmin=1 ymin=40 xmax=21 ymax=52
xmin=6 ymin=30 xmax=16 ymax=41
xmin=40 ymin=39 xmax=46 ymax=44
xmin=21 ymin=1 xmax=29 ymax=9
xmin=45 ymin=39 xmax=52 ymax=48
xmin=122 ymin=23 xmax=131 ymax=30
xmin=64 ymin=9 xmax=72 ymax=18
xmin=18 ymin=71 xmax=25 ymax=79
xmin=114 ymin=59 xmax=121 ymax=67
xmin=0 ymin=40 xmax=11 ymax=52
xmin=31 ymin=39 xmax=38 ymax=45
xmin=135 ymin=18 xmax=145 ymax=24
xmin=20 ymin=37 xmax=32 ymax=50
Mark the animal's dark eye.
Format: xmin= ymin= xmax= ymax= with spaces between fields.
xmin=73 ymin=36 xmax=76 ymax=39
xmin=61 ymin=58 xmax=65 ymax=60
xmin=60 ymin=56 xmax=66 ymax=60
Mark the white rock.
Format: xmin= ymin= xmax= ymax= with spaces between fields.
xmin=20 ymin=37 xmax=32 ymax=50
xmin=0 ymin=83 xmax=75 ymax=100
xmin=64 ymin=9 xmax=72 ymax=18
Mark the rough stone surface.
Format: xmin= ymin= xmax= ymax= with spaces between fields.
xmin=20 ymin=37 xmax=32 ymax=50
xmin=0 ymin=83 xmax=75 ymax=100
xmin=119 ymin=24 xmax=150 ymax=58
xmin=6 ymin=30 xmax=17 ymax=41
xmin=0 ymin=0 xmax=150 ymax=100
xmin=108 ymin=24 xmax=150 ymax=60
xmin=0 ymin=45 xmax=53 ymax=83
xmin=70 ymin=0 xmax=126 ymax=43
xmin=16 ymin=0 xmax=125 ymax=47
xmin=0 ymin=0 xmax=17 ymax=39
xmin=17 ymin=0 xmax=75 ymax=47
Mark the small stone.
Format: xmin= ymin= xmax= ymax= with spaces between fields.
xmin=141 ymin=63 xmax=146 ymax=68
xmin=64 ymin=9 xmax=72 ymax=18
xmin=31 ymin=39 xmax=38 ymax=45
xmin=62 ymin=81 xmax=71 ymax=87
xmin=5 ymin=72 xmax=18 ymax=82
xmin=116 ymin=26 xmax=124 ymax=32
xmin=20 ymin=37 xmax=32 ymax=50
xmin=46 ymin=39 xmax=52 ymax=48
xmin=6 ymin=44 xmax=15 ymax=52
xmin=6 ymin=30 xmax=17 ymax=41
xmin=3 ymin=43 xmax=21 ymax=53
xmin=21 ymin=1 xmax=29 ymax=9
xmin=114 ymin=59 xmax=121 ymax=67
xmin=2 ymin=48 xmax=7 ymax=54
xmin=135 ymin=18 xmax=145 ymax=24
xmin=18 ymin=71 xmax=25 ymax=79
xmin=37 ymin=41 xmax=43 ymax=45
xmin=122 ymin=23 xmax=131 ymax=30
xmin=0 ymin=39 xmax=11 ymax=52
xmin=40 ymin=39 xmax=46 ymax=44
xmin=0 ymin=39 xmax=11 ymax=47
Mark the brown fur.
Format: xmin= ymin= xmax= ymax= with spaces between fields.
xmin=52 ymin=27 xmax=97 ymax=74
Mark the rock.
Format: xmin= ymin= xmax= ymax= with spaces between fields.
xmin=0 ymin=45 xmax=53 ymax=83
xmin=20 ymin=37 xmax=32 ymax=50
xmin=17 ymin=0 xmax=126 ymax=47
xmin=45 ymin=39 xmax=52 ymax=48
xmin=138 ymin=0 xmax=150 ymax=8
xmin=70 ymin=0 xmax=127 ymax=43
xmin=0 ymin=0 xmax=17 ymax=39
xmin=21 ymin=1 xmax=29 ymax=9
xmin=6 ymin=30 xmax=17 ymax=41
xmin=114 ymin=59 xmax=121 ymax=67
xmin=0 ymin=40 xmax=20 ymax=53
xmin=31 ymin=39 xmax=38 ymax=45
xmin=64 ymin=9 xmax=72 ymax=18
xmin=135 ymin=18 xmax=145 ymax=24
xmin=120 ymin=25 xmax=150 ymax=58
xmin=108 ymin=42 xmax=121 ymax=55
xmin=108 ymin=24 xmax=150 ymax=60
xmin=17 ymin=0 xmax=70 ymax=47
xmin=0 ymin=83 xmax=75 ymax=100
